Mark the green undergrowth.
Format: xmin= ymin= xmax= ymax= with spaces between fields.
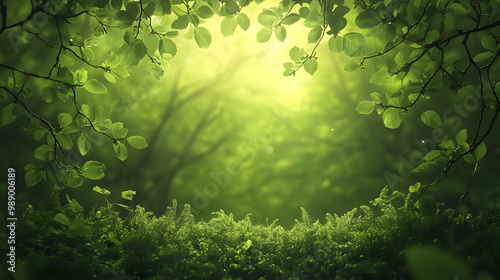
xmin=4 ymin=197 xmax=500 ymax=280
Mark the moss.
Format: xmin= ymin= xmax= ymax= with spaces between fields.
xmin=10 ymin=199 xmax=499 ymax=279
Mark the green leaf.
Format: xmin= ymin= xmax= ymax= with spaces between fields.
xmin=449 ymin=3 xmax=469 ymax=16
xmin=283 ymin=69 xmax=294 ymax=76
xmin=114 ymin=141 xmax=128 ymax=161
xmin=425 ymin=30 xmax=440 ymax=44
xmin=221 ymin=16 xmax=237 ymax=37
xmin=421 ymin=110 xmax=441 ymax=128
xmin=237 ymin=13 xmax=250 ymax=31
xmin=463 ymin=153 xmax=476 ymax=164
xmin=344 ymin=61 xmax=359 ymax=72
xmin=459 ymin=142 xmax=470 ymax=153
xmin=25 ymin=169 xmax=41 ymax=188
xmin=328 ymin=36 xmax=343 ymax=53
xmin=481 ymin=35 xmax=497 ymax=52
xmin=473 ymin=52 xmax=494 ymax=63
xmin=256 ymin=28 xmax=272 ymax=43
xmin=116 ymin=203 xmax=132 ymax=211
xmin=103 ymin=72 xmax=116 ymax=83
xmin=243 ymin=239 xmax=252 ymax=251
xmin=455 ymin=129 xmax=467 ymax=145
xmin=127 ymin=135 xmax=148 ymax=149
xmin=80 ymin=104 xmax=94 ymax=122
xmin=299 ymin=7 xmax=310 ymax=18
xmin=409 ymin=182 xmax=421 ymax=193
xmin=125 ymin=1 xmax=140 ymax=19
xmin=95 ymin=106 xmax=110 ymax=123
xmin=303 ymin=59 xmax=318 ymax=75
xmin=413 ymin=162 xmax=430 ymax=173
xmin=439 ymin=140 xmax=455 ymax=150
xmin=144 ymin=2 xmax=156 ymax=15
xmin=171 ymin=15 xmax=189 ymax=29
xmin=189 ymin=14 xmax=200 ymax=27
xmin=82 ymin=161 xmax=106 ymax=180
xmin=474 ymin=142 xmax=487 ymax=161
xmin=394 ymin=52 xmax=405 ymax=67
xmin=380 ymin=186 xmax=388 ymax=198
xmin=444 ymin=13 xmax=456 ymax=28
xmin=41 ymin=87 xmax=55 ymax=103
xmin=283 ymin=62 xmax=294 ymax=70
xmin=457 ymin=85 xmax=475 ymax=99
xmin=115 ymin=11 xmax=133 ymax=27
xmin=104 ymin=52 xmax=123 ymax=68
xmin=121 ymin=190 xmax=136 ymax=201
xmin=258 ymin=9 xmax=279 ymax=27
xmin=327 ymin=14 xmax=347 ymax=36
xmin=332 ymin=5 xmax=350 ymax=17
xmin=274 ymin=26 xmax=286 ymax=42
xmin=152 ymin=64 xmax=164 ymax=80
xmin=93 ymin=186 xmax=111 ymax=196
xmin=63 ymin=170 xmax=84 ymax=188
xmin=60 ymin=51 xmax=75 ymax=66
xmin=159 ymin=38 xmax=177 ymax=57
xmin=57 ymin=67 xmax=74 ymax=84
xmin=47 ymin=132 xmax=55 ymax=147
xmin=371 ymin=92 xmax=382 ymax=102
xmin=78 ymin=133 xmax=91 ymax=156
xmin=343 ymin=33 xmax=365 ymax=57
xmin=0 ymin=103 xmax=17 ymax=126
xmin=289 ymin=46 xmax=305 ymax=61
xmin=370 ymin=70 xmax=391 ymax=86
xmin=34 ymin=145 xmax=53 ymax=161
xmin=382 ymin=108 xmax=403 ymax=129
xmin=355 ymin=10 xmax=381 ymax=29
xmin=225 ymin=0 xmax=239 ymax=15
xmin=82 ymin=47 xmax=94 ymax=61
xmin=83 ymin=161 xmax=106 ymax=171
xmin=423 ymin=150 xmax=442 ymax=162
xmin=25 ymin=164 xmax=36 ymax=171
xmin=355 ymin=101 xmax=375 ymax=114
xmin=134 ymin=40 xmax=147 ymax=60
xmin=111 ymin=0 xmax=122 ymax=10
xmin=111 ymin=122 xmax=128 ymax=139
xmin=159 ymin=0 xmax=171 ymax=14
xmin=83 ymin=79 xmax=107 ymax=94
xmin=58 ymin=113 xmax=72 ymax=128
xmin=56 ymin=133 xmax=73 ymax=150
xmin=73 ymin=69 xmax=88 ymax=84
xmin=60 ymin=125 xmax=79 ymax=135
xmin=194 ymin=27 xmax=212 ymax=48
xmin=113 ymin=67 xmax=130 ymax=78
xmin=307 ymin=26 xmax=322 ymax=43
xmin=54 ymin=213 xmax=71 ymax=226
xmin=281 ymin=13 xmax=300 ymax=25
xmin=197 ymin=6 xmax=214 ymax=19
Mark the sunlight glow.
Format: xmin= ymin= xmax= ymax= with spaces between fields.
xmin=159 ymin=3 xmax=312 ymax=108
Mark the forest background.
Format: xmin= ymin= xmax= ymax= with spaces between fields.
xmin=0 ymin=0 xmax=499 ymax=230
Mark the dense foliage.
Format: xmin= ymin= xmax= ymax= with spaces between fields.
xmin=2 ymin=0 xmax=499 ymax=197
xmin=1 ymin=0 xmax=500 ymax=278
xmin=5 ymin=197 xmax=499 ymax=279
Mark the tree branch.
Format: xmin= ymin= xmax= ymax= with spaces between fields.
xmin=0 ymin=0 xmax=50 ymax=35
